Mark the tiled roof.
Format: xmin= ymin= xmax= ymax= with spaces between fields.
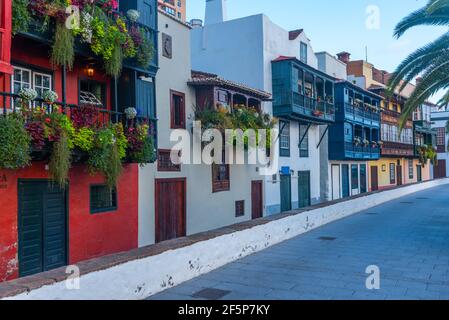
xmin=188 ymin=70 xmax=272 ymax=100
xmin=272 ymin=56 xmax=296 ymax=62
xmin=289 ymin=29 xmax=304 ymax=40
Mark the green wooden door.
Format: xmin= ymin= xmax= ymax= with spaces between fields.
xmin=417 ymin=165 xmax=422 ymax=182
xmin=280 ymin=175 xmax=292 ymax=212
xmin=360 ymin=164 xmax=367 ymax=193
xmin=18 ymin=181 xmax=67 ymax=277
xmin=298 ymin=171 xmax=311 ymax=208
xmin=342 ymin=165 xmax=350 ymax=198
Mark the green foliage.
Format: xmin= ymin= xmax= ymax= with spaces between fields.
xmin=0 ymin=115 xmax=31 ymax=169
xmin=12 ymin=0 xmax=30 ymax=35
xmin=51 ymin=22 xmax=75 ymax=69
xmin=131 ymin=135 xmax=155 ymax=165
xmin=195 ymin=104 xmax=277 ymax=148
xmin=91 ymin=13 xmax=133 ymax=77
xmin=136 ymin=30 xmax=154 ymax=68
xmin=195 ymin=106 xmax=234 ymax=131
xmin=126 ymin=124 xmax=155 ymax=164
xmin=88 ymin=127 xmax=124 ymax=188
xmin=49 ymin=131 xmax=72 ymax=187
xmin=15 ymin=1 xmax=152 ymax=76
xmin=44 ymin=109 xmax=75 ymax=187
xmin=112 ymin=123 xmax=128 ymax=159
xmin=45 ymin=109 xmax=75 ymax=147
xmin=418 ymin=144 xmax=438 ymax=167
xmin=73 ymin=127 xmax=95 ymax=152
xmin=388 ymin=0 xmax=449 ymax=128
xmin=104 ymin=44 xmax=123 ymax=78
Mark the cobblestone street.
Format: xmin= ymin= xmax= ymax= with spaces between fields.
xmin=149 ymin=184 xmax=449 ymax=300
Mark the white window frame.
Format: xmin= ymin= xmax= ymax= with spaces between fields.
xmin=280 ymin=121 xmax=290 ymax=151
xmin=33 ymin=71 xmax=52 ymax=99
xmin=11 ymin=66 xmax=53 ymax=109
xmin=12 ymin=66 xmax=32 ymax=94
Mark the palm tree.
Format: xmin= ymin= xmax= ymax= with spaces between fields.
xmin=388 ymin=0 xmax=449 ymax=127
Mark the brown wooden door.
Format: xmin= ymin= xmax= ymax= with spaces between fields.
xmin=370 ymin=166 xmax=379 ymax=191
xmin=435 ymin=160 xmax=447 ymax=178
xmin=155 ymin=178 xmax=186 ymax=243
xmin=397 ymin=166 xmax=403 ymax=186
xmin=251 ymin=181 xmax=263 ymax=219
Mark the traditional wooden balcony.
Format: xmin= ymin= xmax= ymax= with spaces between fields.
xmin=341 ymin=103 xmax=381 ymax=127
xmin=0 ymin=91 xmax=157 ymax=163
xmin=272 ymin=57 xmax=335 ymax=124
xmin=16 ymin=6 xmax=158 ymax=74
xmin=381 ymin=141 xmax=415 ymax=157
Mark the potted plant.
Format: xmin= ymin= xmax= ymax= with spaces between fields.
xmin=363 ymin=139 xmax=370 ymax=146
xmin=0 ymin=114 xmax=31 ymax=169
xmin=312 ymin=110 xmax=323 ymax=117
xmin=354 ymin=136 xmax=362 ymax=146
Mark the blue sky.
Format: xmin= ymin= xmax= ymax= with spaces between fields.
xmin=187 ymin=0 xmax=446 ymax=74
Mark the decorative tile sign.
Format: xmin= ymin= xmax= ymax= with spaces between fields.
xmin=162 ymin=33 xmax=173 ymax=59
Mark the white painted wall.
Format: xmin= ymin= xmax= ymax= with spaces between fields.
xmin=316 ymin=52 xmax=347 ymax=80
xmin=205 ymin=0 xmax=227 ymax=25
xmin=191 ymin=14 xmax=329 ymax=214
xmin=139 ymin=12 xmax=261 ymax=247
xmin=8 ymin=178 xmax=449 ymax=300
xmin=328 ymin=161 xmax=369 ymax=200
xmin=431 ymin=111 xmax=449 ymax=177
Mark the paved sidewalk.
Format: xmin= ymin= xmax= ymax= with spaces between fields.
xmin=148 ymin=184 xmax=449 ymax=300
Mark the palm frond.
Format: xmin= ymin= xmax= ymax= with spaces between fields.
xmin=428 ymin=0 xmax=449 ymax=13
xmin=387 ymin=34 xmax=449 ymax=96
xmin=437 ymin=90 xmax=449 ymax=108
xmin=399 ymin=69 xmax=449 ymax=128
xmin=394 ymin=4 xmax=449 ymax=38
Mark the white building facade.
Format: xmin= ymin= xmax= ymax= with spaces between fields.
xmin=431 ymin=110 xmax=449 ymax=179
xmin=190 ymin=7 xmax=335 ymax=214
xmin=138 ymin=10 xmax=270 ymax=247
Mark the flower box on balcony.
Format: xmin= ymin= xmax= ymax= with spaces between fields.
xmin=312 ymin=110 xmax=323 ymax=117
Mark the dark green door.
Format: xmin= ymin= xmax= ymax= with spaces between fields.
xmin=342 ymin=165 xmax=350 ymax=198
xmin=18 ymin=181 xmax=67 ymax=277
xmin=360 ymin=164 xmax=367 ymax=193
xmin=298 ymin=171 xmax=311 ymax=208
xmin=417 ymin=165 xmax=422 ymax=182
xmin=280 ymin=175 xmax=292 ymax=212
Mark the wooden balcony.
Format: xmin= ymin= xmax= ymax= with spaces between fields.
xmin=17 ymin=14 xmax=158 ymax=74
xmin=0 ymin=91 xmax=157 ymax=163
xmin=272 ymin=57 xmax=335 ymax=124
xmin=381 ymin=141 xmax=414 ymax=157
xmin=340 ymin=103 xmax=381 ymax=127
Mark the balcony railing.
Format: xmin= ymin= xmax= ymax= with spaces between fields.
xmin=0 ymin=91 xmax=157 ymax=163
xmin=381 ymin=141 xmax=415 ymax=157
xmin=19 ymin=15 xmax=157 ymax=73
xmin=342 ymin=103 xmax=381 ymax=125
xmin=343 ymin=141 xmax=380 ymax=160
xmin=291 ymin=93 xmax=335 ymax=122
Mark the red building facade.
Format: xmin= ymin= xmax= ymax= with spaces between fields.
xmin=0 ymin=0 xmax=158 ymax=281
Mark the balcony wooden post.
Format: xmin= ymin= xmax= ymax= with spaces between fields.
xmin=61 ymin=66 xmax=67 ymax=113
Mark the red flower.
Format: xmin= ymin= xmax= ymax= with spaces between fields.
xmin=45 ymin=118 xmax=51 ymax=124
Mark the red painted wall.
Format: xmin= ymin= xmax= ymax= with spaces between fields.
xmin=11 ymin=37 xmax=111 ymax=109
xmin=0 ymin=35 xmax=138 ymax=282
xmin=0 ymin=0 xmax=13 ymax=75
xmin=0 ymin=163 xmax=138 ymax=282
